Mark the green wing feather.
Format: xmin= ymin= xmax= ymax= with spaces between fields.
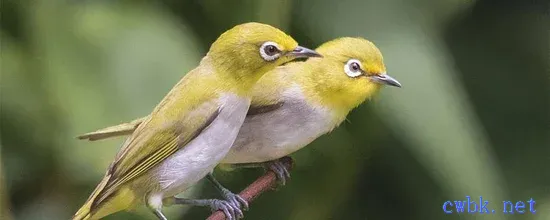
xmin=92 ymin=102 xmax=220 ymax=206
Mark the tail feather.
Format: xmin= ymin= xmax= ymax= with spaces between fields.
xmin=73 ymin=176 xmax=110 ymax=220
xmin=73 ymin=176 xmax=136 ymax=219
xmin=77 ymin=117 xmax=146 ymax=141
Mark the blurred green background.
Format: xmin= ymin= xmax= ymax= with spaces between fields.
xmin=1 ymin=0 xmax=548 ymax=219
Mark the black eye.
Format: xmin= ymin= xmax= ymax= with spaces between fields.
xmin=260 ymin=42 xmax=282 ymax=61
xmin=264 ymin=45 xmax=279 ymax=56
xmin=344 ymin=59 xmax=363 ymax=77
xmin=350 ymin=62 xmax=360 ymax=71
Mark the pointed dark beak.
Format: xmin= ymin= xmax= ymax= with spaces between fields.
xmin=287 ymin=46 xmax=323 ymax=58
xmin=369 ymin=74 xmax=402 ymax=88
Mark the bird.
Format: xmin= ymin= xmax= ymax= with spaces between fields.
xmin=72 ymin=22 xmax=321 ymax=220
xmin=78 ymin=36 xmax=399 ymax=191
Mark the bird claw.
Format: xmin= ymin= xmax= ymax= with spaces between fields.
xmin=210 ymin=199 xmax=243 ymax=220
xmin=222 ymin=188 xmax=249 ymax=212
xmin=265 ymin=160 xmax=291 ymax=186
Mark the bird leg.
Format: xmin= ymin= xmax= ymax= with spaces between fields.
xmin=207 ymin=173 xmax=249 ymax=211
xmin=228 ymin=157 xmax=291 ymax=186
xmin=152 ymin=209 xmax=168 ymax=220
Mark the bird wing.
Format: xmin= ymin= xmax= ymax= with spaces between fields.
xmin=91 ymin=98 xmax=221 ymax=206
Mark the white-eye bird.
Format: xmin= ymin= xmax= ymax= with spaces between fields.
xmin=73 ymin=22 xmax=321 ymax=220
xmin=78 ymin=37 xmax=400 ymax=190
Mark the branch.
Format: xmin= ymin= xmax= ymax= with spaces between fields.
xmin=206 ymin=157 xmax=294 ymax=220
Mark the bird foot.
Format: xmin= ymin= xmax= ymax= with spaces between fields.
xmin=221 ymin=188 xmax=249 ymax=211
xmin=172 ymin=197 xmax=244 ymax=220
xmin=264 ymin=159 xmax=291 ymax=186
xmin=210 ymin=199 xmax=244 ymax=220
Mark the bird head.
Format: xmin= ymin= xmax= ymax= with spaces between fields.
xmin=304 ymin=37 xmax=400 ymax=114
xmin=207 ymin=22 xmax=321 ymax=82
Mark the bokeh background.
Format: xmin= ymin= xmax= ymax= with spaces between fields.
xmin=1 ymin=0 xmax=548 ymax=219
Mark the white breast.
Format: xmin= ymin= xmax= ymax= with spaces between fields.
xmin=154 ymin=93 xmax=250 ymax=197
xmin=222 ymin=85 xmax=334 ymax=164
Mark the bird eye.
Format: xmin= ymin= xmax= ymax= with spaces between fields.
xmin=265 ymin=45 xmax=277 ymax=55
xmin=260 ymin=41 xmax=282 ymax=61
xmin=344 ymin=59 xmax=363 ymax=77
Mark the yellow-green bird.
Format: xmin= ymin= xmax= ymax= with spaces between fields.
xmin=78 ymin=37 xmax=399 ymax=190
xmin=73 ymin=22 xmax=320 ymax=220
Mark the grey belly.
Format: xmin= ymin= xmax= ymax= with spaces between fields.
xmin=222 ymin=100 xmax=332 ymax=164
xmin=154 ymin=94 xmax=250 ymax=197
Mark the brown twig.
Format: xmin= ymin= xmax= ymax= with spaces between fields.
xmin=206 ymin=157 xmax=294 ymax=220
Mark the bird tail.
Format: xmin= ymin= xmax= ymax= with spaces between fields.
xmin=73 ymin=176 xmax=135 ymax=220
xmin=77 ymin=116 xmax=146 ymax=141
xmin=73 ymin=176 xmax=109 ymax=220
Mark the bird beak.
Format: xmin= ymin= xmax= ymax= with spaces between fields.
xmin=369 ymin=74 xmax=402 ymax=88
xmin=287 ymin=46 xmax=323 ymax=58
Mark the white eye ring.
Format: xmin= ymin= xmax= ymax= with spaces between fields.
xmin=259 ymin=41 xmax=282 ymax=61
xmin=344 ymin=59 xmax=363 ymax=77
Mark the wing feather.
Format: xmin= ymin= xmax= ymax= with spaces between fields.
xmin=92 ymin=104 xmax=221 ymax=207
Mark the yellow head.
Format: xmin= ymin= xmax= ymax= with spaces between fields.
xmin=298 ymin=37 xmax=401 ymax=117
xmin=208 ymin=22 xmax=321 ymax=83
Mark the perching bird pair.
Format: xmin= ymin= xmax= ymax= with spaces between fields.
xmin=74 ymin=22 xmax=401 ymax=220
